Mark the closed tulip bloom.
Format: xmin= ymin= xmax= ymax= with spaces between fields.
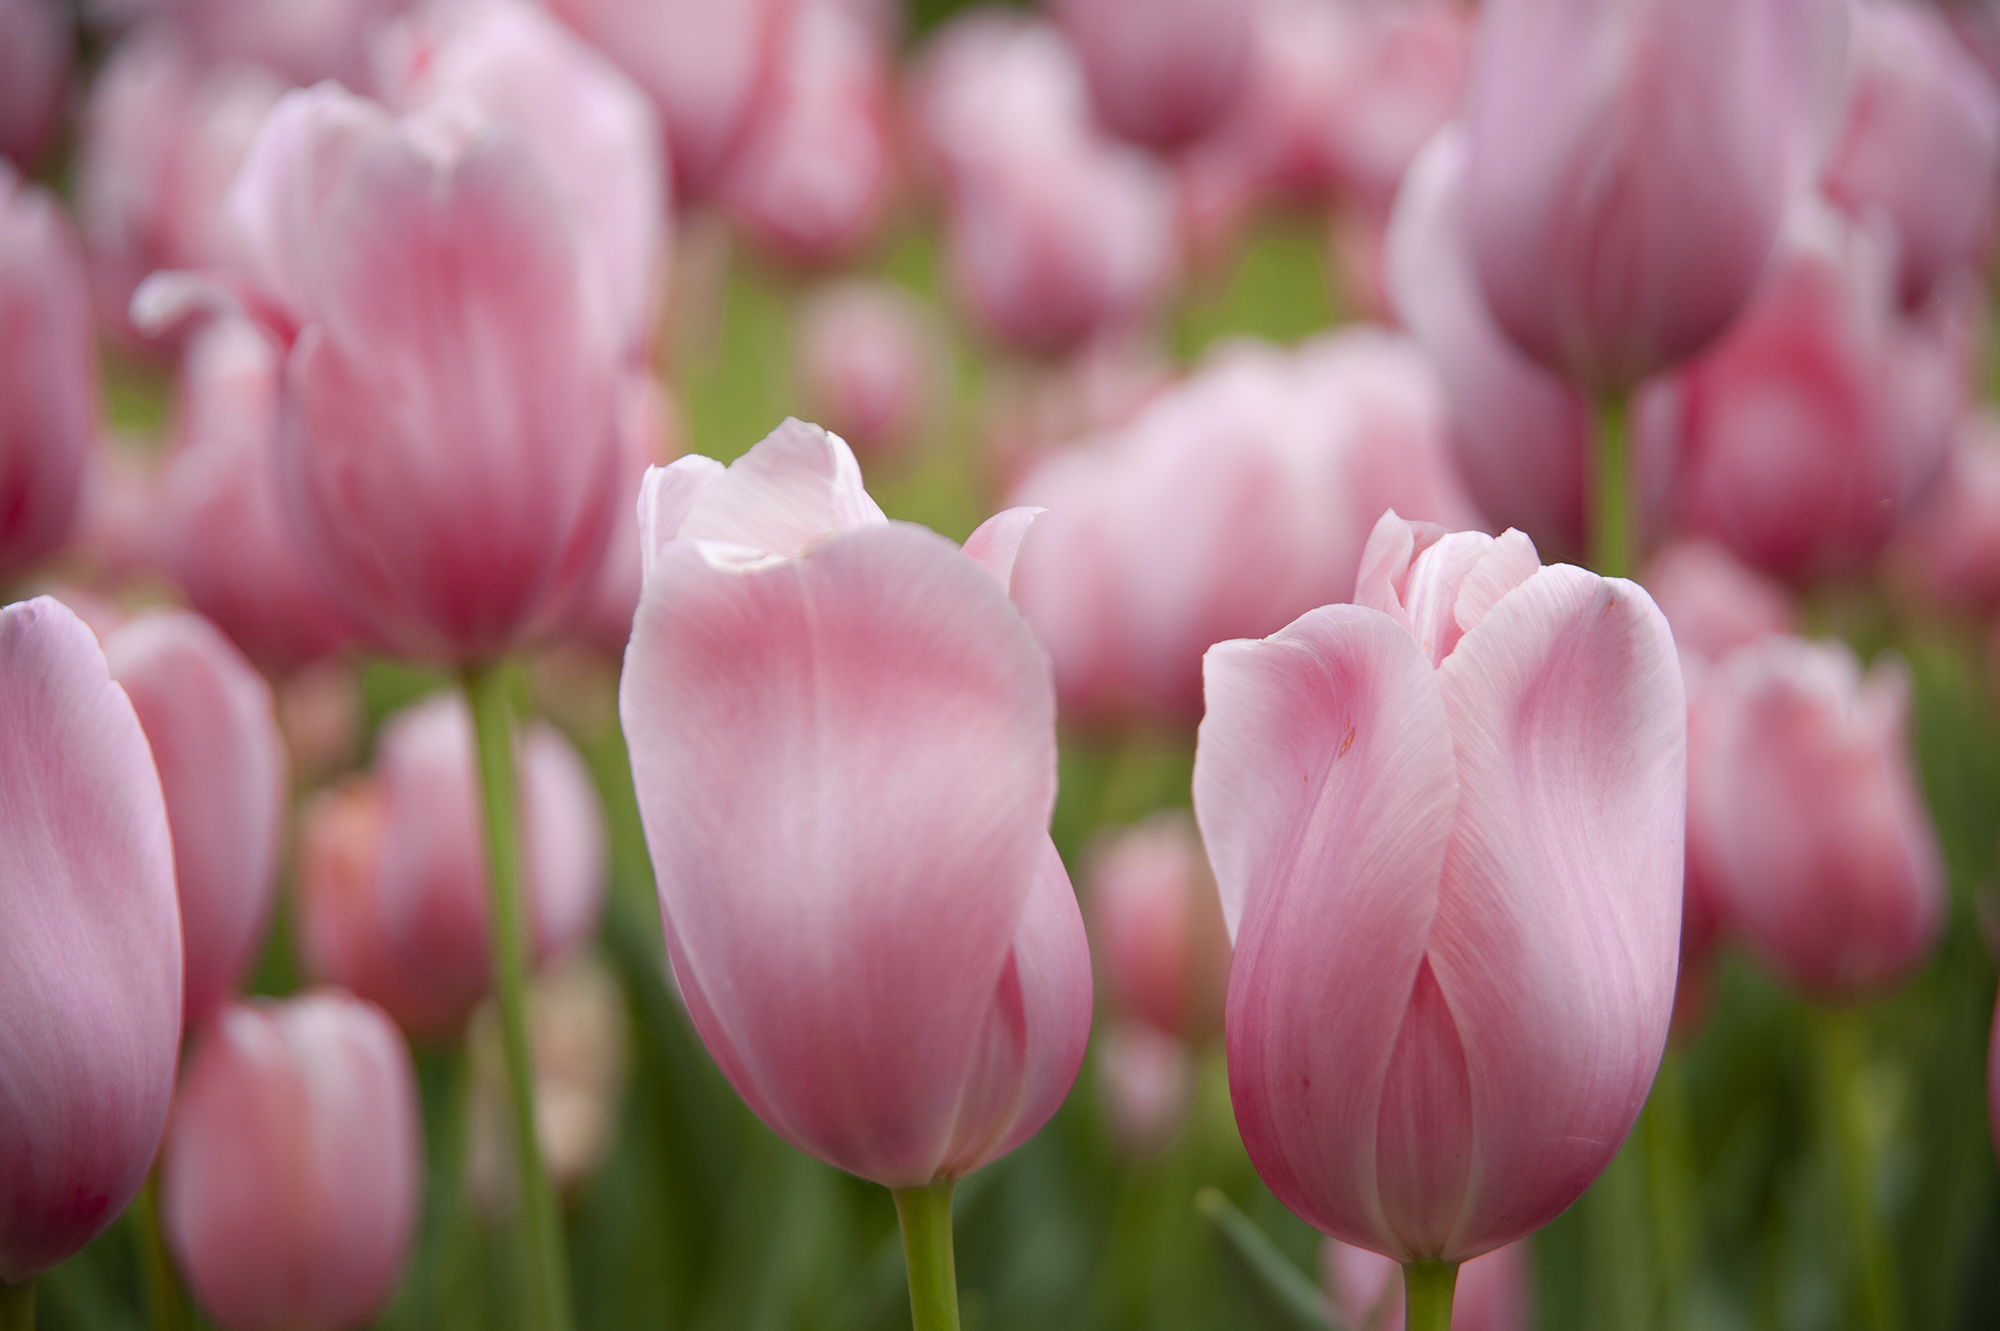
xmin=104 ymin=611 xmax=289 ymax=1029
xmin=295 ymin=691 xmax=607 ymax=1039
xmin=1687 ymin=635 xmax=1943 ymax=998
xmin=225 ymin=85 xmax=624 ymax=663
xmin=1464 ymin=0 xmax=1848 ymax=390
xmin=1890 ymin=410 xmax=2000 ymax=613
xmin=1324 ymin=1236 xmax=1531 ymax=1331
xmin=0 ymin=0 xmax=68 ymax=167
xmin=1097 ymin=1020 xmax=1195 ymax=1157
xmin=794 ymin=279 xmax=945 ymax=466
xmin=1824 ymin=0 xmax=2000 ymax=307
xmin=1195 ymin=511 xmax=1685 ymax=1263
xmin=0 ymin=165 xmax=96 ymax=582
xmin=162 ymin=991 xmax=421 ymax=1331
xmin=568 ymin=372 xmax=680 ymax=651
xmin=0 ymin=597 xmax=182 ymax=1282
xmin=1086 ymin=811 xmax=1230 ymax=1045
xmin=1642 ymin=538 xmax=1798 ymax=664
xmin=620 ymin=418 xmax=1091 ymax=1187
xmin=1051 ymin=0 xmax=1252 ymax=151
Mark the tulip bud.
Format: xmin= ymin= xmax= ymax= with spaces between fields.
xmin=0 ymin=597 xmax=182 ymax=1282
xmin=0 ymin=164 xmax=95 ymax=581
xmin=1642 ymin=538 xmax=1798 ymax=665
xmin=1686 ymin=635 xmax=1943 ymax=999
xmin=620 ymin=418 xmax=1091 ymax=1187
xmin=1050 ymin=0 xmax=1252 ymax=151
xmin=0 ymin=0 xmax=68 ymax=168
xmin=1195 ymin=511 xmax=1684 ymax=1263
xmin=1087 ymin=812 xmax=1230 ymax=1046
xmin=295 ymin=691 xmax=608 ymax=1039
xmin=794 ymin=280 xmax=946 ymax=467
xmin=1464 ymin=0 xmax=1848 ymax=390
xmin=1096 ymin=1020 xmax=1195 ymax=1158
xmin=104 ymin=611 xmax=289 ymax=1028
xmin=162 ymin=991 xmax=421 ymax=1331
xmin=1824 ymin=0 xmax=2000 ymax=307
xmin=1323 ymin=1236 xmax=1532 ymax=1331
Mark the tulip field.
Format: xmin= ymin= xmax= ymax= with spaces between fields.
xmin=7 ymin=1 xmax=2000 ymax=1329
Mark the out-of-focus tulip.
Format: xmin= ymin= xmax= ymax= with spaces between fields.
xmin=375 ymin=0 xmax=667 ymax=355
xmin=1656 ymin=199 xmax=1975 ymax=582
xmin=0 ymin=166 xmax=95 ymax=582
xmin=716 ymin=0 xmax=894 ymax=268
xmin=162 ymin=991 xmax=421 ymax=1331
xmin=1324 ymin=1236 xmax=1532 ymax=1331
xmin=295 ymin=691 xmax=607 ymax=1040
xmin=216 ymin=84 xmax=624 ymax=663
xmin=1643 ymin=538 xmax=1798 ymax=665
xmin=104 ymin=611 xmax=288 ymax=1028
xmin=794 ymin=279 xmax=945 ymax=466
xmin=466 ymin=955 xmax=627 ymax=1214
xmin=1195 ymin=512 xmax=1684 ymax=1263
xmin=1319 ymin=0 xmax=1472 ymax=223
xmin=76 ymin=34 xmax=282 ymax=343
xmin=1825 ymin=0 xmax=2000 ymax=307
xmin=1463 ymin=0 xmax=1848 ymax=390
xmin=568 ymin=373 xmax=680 ymax=652
xmin=1087 ymin=811 xmax=1230 ymax=1046
xmin=0 ymin=597 xmax=181 ymax=1282
xmin=620 ymin=418 xmax=1091 ymax=1187
xmin=1890 ymin=410 xmax=2000 ymax=613
xmin=277 ymin=657 xmax=364 ymax=784
xmin=1009 ymin=334 xmax=1478 ymax=729
xmin=978 ymin=331 xmax=1170 ymax=495
xmin=537 ymin=0 xmax=781 ymax=201
xmin=1097 ymin=1020 xmax=1195 ymax=1158
xmin=0 ymin=0 xmax=68 ymax=167
xmin=1686 ymin=635 xmax=1943 ymax=998
xmin=1050 ymin=0 xmax=1251 ymax=151
xmin=152 ymin=317 xmax=359 ymax=671
xmin=168 ymin=0 xmax=413 ymax=88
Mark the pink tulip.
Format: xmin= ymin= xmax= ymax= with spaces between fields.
xmin=1891 ymin=410 xmax=2000 ymax=613
xmin=1463 ymin=0 xmax=1848 ymax=390
xmin=295 ymin=691 xmax=607 ymax=1039
xmin=0 ymin=0 xmax=68 ymax=167
xmin=162 ymin=991 xmax=421 ymax=1331
xmin=620 ymin=418 xmax=1091 ymax=1187
xmin=166 ymin=0 xmax=414 ymax=88
xmin=1824 ymin=0 xmax=2000 ymax=307
xmin=715 ymin=0 xmax=894 ymax=269
xmin=1324 ymin=1236 xmax=1532 ymax=1331
xmin=151 ymin=316 xmax=360 ymax=670
xmin=219 ymin=84 xmax=625 ymax=663
xmin=1009 ymin=335 xmax=1478 ymax=729
xmin=0 ymin=597 xmax=181 ymax=1282
xmin=1050 ymin=0 xmax=1252 ymax=151
xmin=1097 ymin=1020 xmax=1195 ymax=1158
xmin=567 ymin=372 xmax=681 ymax=651
xmin=978 ymin=331 xmax=1170 ymax=495
xmin=1195 ymin=511 xmax=1685 ymax=1263
xmin=1642 ymin=538 xmax=1798 ymax=665
xmin=104 ymin=611 xmax=288 ymax=1029
xmin=1086 ymin=811 xmax=1230 ymax=1046
xmin=1318 ymin=0 xmax=1473 ymax=223
xmin=375 ymin=0 xmax=668 ymax=355
xmin=1686 ymin=635 xmax=1943 ymax=998
xmin=1658 ymin=199 xmax=1976 ymax=582
xmin=537 ymin=0 xmax=782 ymax=201
xmin=0 ymin=165 xmax=94 ymax=582
xmin=794 ymin=279 xmax=945 ymax=466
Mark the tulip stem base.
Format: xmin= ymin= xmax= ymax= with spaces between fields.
xmin=464 ymin=665 xmax=574 ymax=1331
xmin=1814 ymin=1007 xmax=1900 ymax=1331
xmin=1593 ymin=393 xmax=1632 ymax=580
xmin=1402 ymin=1261 xmax=1457 ymax=1331
xmin=894 ymin=1180 xmax=961 ymax=1331
xmin=0 ymin=1280 xmax=31 ymax=1331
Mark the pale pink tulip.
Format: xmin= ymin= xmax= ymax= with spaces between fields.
xmin=1009 ymin=336 xmax=1479 ymax=729
xmin=1097 ymin=1020 xmax=1195 ymax=1158
xmin=1825 ymin=0 xmax=2000 ymax=306
xmin=151 ymin=316 xmax=360 ymax=670
xmin=295 ymin=691 xmax=607 ymax=1039
xmin=537 ymin=0 xmax=781 ymax=200
xmin=1643 ymin=538 xmax=1799 ymax=665
xmin=978 ymin=331 xmax=1170 ymax=495
xmin=167 ymin=0 xmax=414 ymax=87
xmin=1195 ymin=511 xmax=1684 ymax=1263
xmin=1464 ymin=0 xmax=1848 ymax=389
xmin=794 ymin=279 xmax=945 ymax=465
xmin=1086 ymin=811 xmax=1230 ymax=1046
xmin=1686 ymin=635 xmax=1943 ymax=998
xmin=620 ymin=418 xmax=1090 ymax=1187
xmin=162 ymin=991 xmax=420 ymax=1331
xmin=221 ymin=84 xmax=625 ymax=662
xmin=0 ymin=597 xmax=182 ymax=1282
xmin=568 ymin=372 xmax=680 ymax=651
xmin=0 ymin=0 xmax=68 ymax=167
xmin=1051 ymin=0 xmax=1252 ymax=151
xmin=104 ymin=611 xmax=288 ymax=1028
xmin=1324 ymin=1236 xmax=1532 ymax=1331
xmin=1319 ymin=0 xmax=1472 ymax=222
xmin=1891 ymin=410 xmax=2000 ymax=613
xmin=0 ymin=166 xmax=95 ymax=581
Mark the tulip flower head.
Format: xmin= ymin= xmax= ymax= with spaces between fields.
xmin=620 ymin=418 xmax=1091 ymax=1188
xmin=0 ymin=0 xmax=68 ymax=168
xmin=1050 ymin=0 xmax=1253 ymax=151
xmin=1195 ymin=511 xmax=1685 ymax=1263
xmin=1086 ymin=810 xmax=1230 ymax=1046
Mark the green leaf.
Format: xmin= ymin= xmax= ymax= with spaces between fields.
xmin=1195 ymin=1189 xmax=1343 ymax=1331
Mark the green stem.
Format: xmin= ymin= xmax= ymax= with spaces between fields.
xmin=462 ymin=665 xmax=574 ymax=1331
xmin=893 ymin=1180 xmax=962 ymax=1331
xmin=1592 ymin=393 xmax=1632 ymax=580
xmin=1813 ymin=1008 xmax=1900 ymax=1331
xmin=1401 ymin=1261 xmax=1457 ymax=1331
xmin=1640 ymin=1047 xmax=1702 ymax=1329
xmin=135 ymin=1165 xmax=191 ymax=1331
xmin=0 ymin=1280 xmax=32 ymax=1331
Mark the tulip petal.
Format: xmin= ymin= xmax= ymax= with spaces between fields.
xmin=1195 ymin=605 xmax=1458 ymax=1253
xmin=677 ymin=418 xmax=887 ymax=558
xmin=1430 ymin=565 xmax=1684 ymax=1254
xmin=961 ymin=505 xmax=1044 ymax=595
xmin=637 ymin=456 xmax=724 ymax=578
